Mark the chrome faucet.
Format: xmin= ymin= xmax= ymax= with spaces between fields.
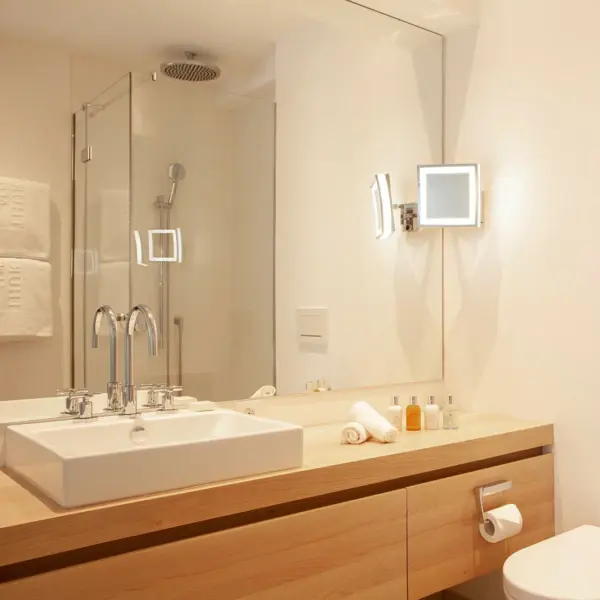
xmin=123 ymin=305 xmax=159 ymax=415
xmin=57 ymin=388 xmax=94 ymax=419
xmin=91 ymin=305 xmax=123 ymax=412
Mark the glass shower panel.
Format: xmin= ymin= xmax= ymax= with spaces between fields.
xmin=83 ymin=74 xmax=131 ymax=393
xmin=130 ymin=74 xmax=275 ymax=401
xmin=130 ymin=72 xmax=170 ymax=387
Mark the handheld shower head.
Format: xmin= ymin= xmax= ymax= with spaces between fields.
xmin=169 ymin=163 xmax=186 ymax=182
xmin=167 ymin=162 xmax=186 ymax=206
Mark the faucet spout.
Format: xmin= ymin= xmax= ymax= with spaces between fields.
xmin=91 ymin=305 xmax=125 ymax=412
xmin=123 ymin=305 xmax=159 ymax=415
xmin=91 ymin=305 xmax=119 ymax=383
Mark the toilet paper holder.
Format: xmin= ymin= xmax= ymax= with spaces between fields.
xmin=476 ymin=480 xmax=512 ymax=525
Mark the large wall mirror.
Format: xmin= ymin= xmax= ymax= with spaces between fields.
xmin=0 ymin=0 xmax=443 ymax=404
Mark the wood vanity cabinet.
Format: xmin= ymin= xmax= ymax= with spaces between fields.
xmin=407 ymin=454 xmax=555 ymax=600
xmin=0 ymin=489 xmax=408 ymax=600
xmin=0 ymin=453 xmax=555 ymax=600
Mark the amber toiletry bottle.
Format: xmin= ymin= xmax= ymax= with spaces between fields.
xmin=406 ymin=395 xmax=422 ymax=431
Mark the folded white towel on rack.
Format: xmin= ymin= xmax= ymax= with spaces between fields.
xmin=99 ymin=190 xmax=129 ymax=262
xmin=0 ymin=177 xmax=50 ymax=260
xmin=0 ymin=258 xmax=52 ymax=339
xmin=341 ymin=422 xmax=370 ymax=445
xmin=349 ymin=401 xmax=398 ymax=444
xmin=98 ymin=262 xmax=129 ymax=315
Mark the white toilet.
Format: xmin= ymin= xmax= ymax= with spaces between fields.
xmin=503 ymin=525 xmax=600 ymax=600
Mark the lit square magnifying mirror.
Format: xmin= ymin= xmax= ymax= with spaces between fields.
xmin=418 ymin=164 xmax=481 ymax=228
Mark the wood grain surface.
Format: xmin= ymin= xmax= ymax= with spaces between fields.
xmin=407 ymin=454 xmax=555 ymax=599
xmin=0 ymin=490 xmax=408 ymax=600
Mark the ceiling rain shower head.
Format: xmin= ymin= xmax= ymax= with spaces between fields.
xmin=160 ymin=51 xmax=221 ymax=83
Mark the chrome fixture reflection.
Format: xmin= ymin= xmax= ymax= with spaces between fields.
xmin=123 ymin=305 xmax=159 ymax=416
xmin=418 ymin=164 xmax=482 ymax=228
xmin=154 ymin=163 xmax=186 ymax=382
xmin=56 ymin=388 xmax=95 ymax=419
xmin=91 ymin=305 xmax=124 ymax=412
xmin=167 ymin=162 xmax=186 ymax=205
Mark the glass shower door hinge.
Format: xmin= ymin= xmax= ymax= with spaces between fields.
xmin=81 ymin=146 xmax=93 ymax=163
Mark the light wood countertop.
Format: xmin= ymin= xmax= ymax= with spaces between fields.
xmin=0 ymin=412 xmax=553 ymax=569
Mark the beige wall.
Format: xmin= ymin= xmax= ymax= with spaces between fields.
xmin=446 ymin=0 xmax=600 ymax=532
xmin=275 ymin=21 xmax=443 ymax=395
xmin=445 ymin=0 xmax=600 ymax=595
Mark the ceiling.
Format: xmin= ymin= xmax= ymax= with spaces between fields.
xmin=354 ymin=0 xmax=479 ymax=32
xmin=0 ymin=0 xmax=478 ymax=65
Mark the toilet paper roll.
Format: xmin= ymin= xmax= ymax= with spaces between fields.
xmin=479 ymin=504 xmax=523 ymax=544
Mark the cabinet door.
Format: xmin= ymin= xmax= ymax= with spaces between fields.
xmin=407 ymin=454 xmax=554 ymax=600
xmin=0 ymin=489 xmax=407 ymax=600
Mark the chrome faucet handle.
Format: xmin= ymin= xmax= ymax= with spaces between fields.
xmin=57 ymin=388 xmax=89 ymax=416
xmin=140 ymin=383 xmax=165 ymax=408
xmin=76 ymin=392 xmax=95 ymax=420
xmin=157 ymin=385 xmax=182 ymax=412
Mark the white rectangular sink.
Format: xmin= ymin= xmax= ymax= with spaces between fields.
xmin=6 ymin=410 xmax=303 ymax=508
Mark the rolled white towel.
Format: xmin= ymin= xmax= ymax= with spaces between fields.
xmin=350 ymin=401 xmax=398 ymax=444
xmin=341 ymin=422 xmax=371 ymax=445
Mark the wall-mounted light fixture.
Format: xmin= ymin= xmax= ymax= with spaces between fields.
xmin=371 ymin=165 xmax=482 ymax=238
xmin=372 ymin=173 xmax=419 ymax=237
xmin=371 ymin=173 xmax=396 ymax=240
xmin=418 ymin=164 xmax=482 ymax=228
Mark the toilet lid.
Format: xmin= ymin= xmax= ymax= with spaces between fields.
xmin=504 ymin=526 xmax=600 ymax=600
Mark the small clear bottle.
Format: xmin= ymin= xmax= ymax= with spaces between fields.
xmin=443 ymin=395 xmax=459 ymax=430
xmin=406 ymin=396 xmax=422 ymax=432
xmin=388 ymin=396 xmax=403 ymax=431
xmin=424 ymin=395 xmax=441 ymax=430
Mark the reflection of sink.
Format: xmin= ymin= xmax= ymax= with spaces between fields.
xmin=6 ymin=410 xmax=303 ymax=507
xmin=0 ymin=394 xmax=110 ymax=467
xmin=0 ymin=393 xmax=200 ymax=467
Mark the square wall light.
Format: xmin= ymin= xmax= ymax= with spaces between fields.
xmin=418 ymin=164 xmax=481 ymax=228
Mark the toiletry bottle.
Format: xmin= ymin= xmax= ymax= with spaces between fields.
xmin=443 ymin=395 xmax=459 ymax=430
xmin=316 ymin=378 xmax=331 ymax=392
xmin=388 ymin=396 xmax=403 ymax=431
xmin=424 ymin=395 xmax=440 ymax=430
xmin=406 ymin=396 xmax=422 ymax=432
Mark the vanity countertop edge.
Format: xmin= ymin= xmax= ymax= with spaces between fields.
xmin=0 ymin=412 xmax=553 ymax=571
